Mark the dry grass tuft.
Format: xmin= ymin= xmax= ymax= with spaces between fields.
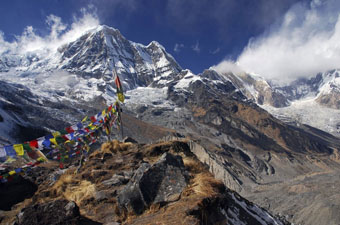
xmin=90 ymin=140 xmax=134 ymax=160
xmin=101 ymin=140 xmax=133 ymax=154
xmin=50 ymin=173 xmax=95 ymax=206
xmin=183 ymin=157 xmax=205 ymax=174
xmin=63 ymin=180 xmax=96 ymax=204
xmin=190 ymin=172 xmax=225 ymax=197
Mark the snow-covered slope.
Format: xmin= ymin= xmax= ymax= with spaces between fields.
xmin=262 ymin=69 xmax=340 ymax=136
xmin=0 ymin=25 xmax=182 ymax=101
xmin=208 ymin=66 xmax=340 ymax=137
xmin=0 ymin=25 xmax=183 ymax=145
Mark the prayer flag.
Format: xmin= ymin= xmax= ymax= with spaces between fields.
xmin=13 ymin=144 xmax=24 ymax=156
xmin=66 ymin=127 xmax=75 ymax=134
xmin=42 ymin=139 xmax=51 ymax=148
xmin=60 ymin=129 xmax=68 ymax=135
xmin=52 ymin=131 xmax=61 ymax=138
xmin=0 ymin=147 xmax=6 ymax=158
xmin=114 ymin=70 xmax=125 ymax=103
xmin=50 ymin=138 xmax=58 ymax=146
xmin=4 ymin=146 xmax=16 ymax=157
xmin=29 ymin=140 xmax=38 ymax=149
xmin=82 ymin=116 xmax=88 ymax=123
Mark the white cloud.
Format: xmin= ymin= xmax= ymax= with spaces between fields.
xmin=210 ymin=60 xmax=244 ymax=75
xmin=192 ymin=41 xmax=200 ymax=53
xmin=215 ymin=0 xmax=340 ymax=84
xmin=174 ymin=43 xmax=184 ymax=53
xmin=0 ymin=6 xmax=100 ymax=55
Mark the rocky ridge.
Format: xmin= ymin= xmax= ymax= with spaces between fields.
xmin=0 ymin=140 xmax=287 ymax=225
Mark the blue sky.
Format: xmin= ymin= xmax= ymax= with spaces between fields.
xmin=2 ymin=0 xmax=340 ymax=84
xmin=0 ymin=0 xmax=301 ymax=74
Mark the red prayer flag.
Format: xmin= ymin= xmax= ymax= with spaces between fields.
xmin=29 ymin=140 xmax=38 ymax=149
xmin=65 ymin=127 xmax=75 ymax=134
xmin=27 ymin=151 xmax=39 ymax=160
xmin=115 ymin=74 xmax=122 ymax=90
xmin=62 ymin=135 xmax=69 ymax=141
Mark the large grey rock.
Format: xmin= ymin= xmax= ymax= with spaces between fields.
xmin=0 ymin=176 xmax=37 ymax=211
xmin=16 ymin=199 xmax=101 ymax=225
xmin=118 ymin=153 xmax=189 ymax=214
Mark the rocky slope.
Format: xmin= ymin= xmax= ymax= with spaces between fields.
xmin=131 ymin=68 xmax=340 ymax=225
xmin=219 ymin=68 xmax=340 ymax=136
xmin=0 ymin=140 xmax=287 ymax=225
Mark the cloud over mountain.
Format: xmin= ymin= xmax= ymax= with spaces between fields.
xmin=215 ymin=0 xmax=340 ymax=84
xmin=0 ymin=7 xmax=99 ymax=55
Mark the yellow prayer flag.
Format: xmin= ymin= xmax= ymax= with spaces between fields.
xmin=50 ymin=138 xmax=58 ymax=146
xmin=102 ymin=109 xmax=106 ymax=116
xmin=52 ymin=131 xmax=61 ymax=138
xmin=9 ymin=170 xmax=16 ymax=176
xmin=118 ymin=93 xmax=125 ymax=103
xmin=82 ymin=116 xmax=88 ymax=123
xmin=37 ymin=157 xmax=46 ymax=162
xmin=13 ymin=144 xmax=24 ymax=156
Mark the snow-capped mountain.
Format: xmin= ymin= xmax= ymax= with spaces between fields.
xmin=213 ymin=68 xmax=340 ymax=136
xmin=263 ymin=69 xmax=340 ymax=136
xmin=0 ymin=25 xmax=183 ymax=145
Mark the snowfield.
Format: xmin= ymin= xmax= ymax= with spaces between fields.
xmin=262 ymin=97 xmax=340 ymax=136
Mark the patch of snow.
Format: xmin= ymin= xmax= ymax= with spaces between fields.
xmin=124 ymin=87 xmax=175 ymax=109
xmin=231 ymin=193 xmax=283 ymax=225
xmin=174 ymin=71 xmax=201 ymax=90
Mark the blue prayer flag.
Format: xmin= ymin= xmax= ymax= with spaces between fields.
xmin=4 ymin=146 xmax=16 ymax=157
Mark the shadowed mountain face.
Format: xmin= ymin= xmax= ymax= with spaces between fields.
xmin=1 ymin=25 xmax=340 ymax=224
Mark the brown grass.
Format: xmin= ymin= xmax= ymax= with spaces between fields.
xmin=190 ymin=172 xmax=225 ymax=197
xmin=192 ymin=106 xmax=207 ymax=117
xmin=48 ymin=173 xmax=95 ymax=207
xmin=183 ymin=157 xmax=205 ymax=174
xmin=91 ymin=140 xmax=134 ymax=159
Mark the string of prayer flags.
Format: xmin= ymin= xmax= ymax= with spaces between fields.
xmin=0 ymin=100 xmax=122 ymax=183
xmin=0 ymin=158 xmax=45 ymax=183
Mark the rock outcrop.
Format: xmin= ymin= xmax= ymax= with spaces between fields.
xmin=0 ymin=140 xmax=286 ymax=225
xmin=118 ymin=153 xmax=189 ymax=214
xmin=16 ymin=200 xmax=100 ymax=225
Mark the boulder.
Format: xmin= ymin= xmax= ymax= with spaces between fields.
xmin=122 ymin=136 xmax=138 ymax=143
xmin=16 ymin=199 xmax=101 ymax=225
xmin=0 ymin=176 xmax=37 ymax=211
xmin=118 ymin=153 xmax=189 ymax=214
